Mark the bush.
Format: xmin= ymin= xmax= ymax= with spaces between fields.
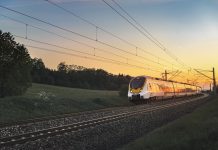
xmin=119 ymin=84 xmax=129 ymax=97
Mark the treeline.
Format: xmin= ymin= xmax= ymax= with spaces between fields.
xmin=0 ymin=30 xmax=217 ymax=98
xmin=31 ymin=58 xmax=131 ymax=90
xmin=1 ymin=30 xmax=131 ymax=97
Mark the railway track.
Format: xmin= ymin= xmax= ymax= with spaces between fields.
xmin=0 ymin=105 xmax=129 ymax=128
xmin=0 ymin=94 xmax=202 ymax=128
xmin=0 ymin=94 xmax=208 ymax=148
xmin=0 ymin=95 xmax=202 ymax=140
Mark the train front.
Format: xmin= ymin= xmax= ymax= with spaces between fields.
xmin=128 ymin=76 xmax=148 ymax=101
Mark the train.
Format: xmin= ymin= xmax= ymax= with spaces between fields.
xmin=128 ymin=76 xmax=202 ymax=102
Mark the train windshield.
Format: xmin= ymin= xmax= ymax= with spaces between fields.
xmin=130 ymin=77 xmax=145 ymax=89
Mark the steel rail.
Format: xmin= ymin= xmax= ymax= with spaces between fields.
xmin=0 ymin=106 xmax=126 ymax=128
xmin=0 ymin=94 xmax=208 ymax=147
xmin=0 ymin=95 xmax=200 ymax=128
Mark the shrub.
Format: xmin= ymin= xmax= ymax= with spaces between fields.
xmin=119 ymin=84 xmax=129 ymax=97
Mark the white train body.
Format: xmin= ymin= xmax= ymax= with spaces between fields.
xmin=128 ymin=76 xmax=201 ymax=101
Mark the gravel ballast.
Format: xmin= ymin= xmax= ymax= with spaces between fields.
xmin=1 ymin=95 xmax=210 ymax=150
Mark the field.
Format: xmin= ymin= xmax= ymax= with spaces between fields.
xmin=0 ymin=83 xmax=131 ymax=123
xmin=119 ymin=96 xmax=218 ymax=150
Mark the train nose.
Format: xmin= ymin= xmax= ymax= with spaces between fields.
xmin=131 ymin=94 xmax=144 ymax=100
xmin=130 ymin=88 xmax=142 ymax=94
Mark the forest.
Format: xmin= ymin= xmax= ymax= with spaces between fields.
xmin=31 ymin=58 xmax=131 ymax=91
xmin=0 ymin=30 xmax=131 ymax=97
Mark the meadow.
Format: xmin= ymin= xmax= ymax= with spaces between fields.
xmin=0 ymin=83 xmax=131 ymax=123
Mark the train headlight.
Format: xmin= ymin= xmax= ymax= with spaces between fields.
xmin=131 ymin=88 xmax=142 ymax=93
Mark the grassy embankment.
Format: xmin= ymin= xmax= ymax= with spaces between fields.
xmin=119 ymin=96 xmax=218 ymax=150
xmin=0 ymin=83 xmax=130 ymax=123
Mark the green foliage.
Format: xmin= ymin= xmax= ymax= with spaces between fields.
xmin=119 ymin=84 xmax=129 ymax=97
xmin=0 ymin=83 xmax=132 ymax=123
xmin=119 ymin=96 xmax=218 ymax=150
xmin=57 ymin=62 xmax=68 ymax=73
xmin=0 ymin=30 xmax=32 ymax=97
xmin=31 ymin=60 xmax=132 ymax=90
xmin=31 ymin=58 xmax=54 ymax=84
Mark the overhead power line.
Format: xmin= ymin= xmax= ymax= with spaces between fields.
xmin=0 ymin=14 xmax=128 ymax=61
xmin=43 ymin=0 xmax=176 ymax=67
xmin=14 ymin=34 xmax=163 ymax=73
xmin=0 ymin=3 xmax=210 ymax=84
xmin=25 ymin=44 xmax=163 ymax=73
xmin=45 ymin=0 xmax=213 ymax=85
xmin=102 ymin=0 xmax=164 ymax=49
xmin=0 ymin=6 xmax=171 ymax=69
xmin=110 ymin=0 xmax=165 ymax=49
xmin=0 ymin=4 xmax=94 ymax=40
xmin=0 ymin=4 xmax=190 ymax=76
xmin=102 ymin=0 xmax=187 ymax=67
xmin=0 ymin=14 xmax=166 ymax=70
xmin=26 ymin=45 xmax=136 ymax=68
xmin=27 ymin=45 xmax=117 ymax=64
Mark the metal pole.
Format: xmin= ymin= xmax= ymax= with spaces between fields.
xmin=165 ymin=70 xmax=167 ymax=81
xmin=213 ymin=67 xmax=216 ymax=95
xmin=210 ymin=83 xmax=212 ymax=92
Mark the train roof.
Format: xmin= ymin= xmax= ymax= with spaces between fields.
xmin=133 ymin=75 xmax=201 ymax=88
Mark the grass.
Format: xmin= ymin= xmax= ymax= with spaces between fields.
xmin=119 ymin=96 xmax=218 ymax=150
xmin=0 ymin=83 xmax=130 ymax=123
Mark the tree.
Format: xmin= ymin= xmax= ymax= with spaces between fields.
xmin=119 ymin=84 xmax=129 ymax=97
xmin=32 ymin=58 xmax=45 ymax=70
xmin=57 ymin=62 xmax=68 ymax=73
xmin=0 ymin=30 xmax=32 ymax=97
xmin=31 ymin=58 xmax=46 ymax=83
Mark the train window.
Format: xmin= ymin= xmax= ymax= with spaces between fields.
xmin=155 ymin=83 xmax=160 ymax=92
xmin=156 ymin=84 xmax=161 ymax=92
xmin=174 ymin=83 xmax=179 ymax=93
xmin=130 ymin=77 xmax=145 ymax=89
xmin=186 ymin=85 xmax=192 ymax=92
xmin=170 ymin=83 xmax=174 ymax=92
xmin=148 ymin=83 xmax=152 ymax=91
xmin=179 ymin=84 xmax=185 ymax=92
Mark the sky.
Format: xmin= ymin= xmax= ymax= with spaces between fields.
xmin=0 ymin=0 xmax=218 ymax=88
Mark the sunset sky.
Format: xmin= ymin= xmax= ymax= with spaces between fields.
xmin=0 ymin=0 xmax=217 ymax=88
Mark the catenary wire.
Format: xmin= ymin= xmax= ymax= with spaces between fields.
xmin=43 ymin=0 xmax=177 ymax=67
xmin=14 ymin=34 xmax=163 ymax=73
xmin=25 ymin=44 xmax=163 ymax=73
xmin=102 ymin=0 xmax=188 ymax=68
xmin=0 ymin=6 xmax=171 ymax=69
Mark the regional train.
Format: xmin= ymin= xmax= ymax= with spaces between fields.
xmin=128 ymin=76 xmax=202 ymax=102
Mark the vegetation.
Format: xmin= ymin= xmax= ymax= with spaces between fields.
xmin=0 ymin=30 xmax=32 ymax=97
xmin=0 ymin=30 xmax=131 ymax=98
xmin=0 ymin=30 xmax=132 ymax=123
xmin=0 ymin=83 xmax=131 ymax=123
xmin=119 ymin=96 xmax=218 ymax=150
xmin=119 ymin=84 xmax=129 ymax=97
xmin=31 ymin=59 xmax=131 ymax=91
